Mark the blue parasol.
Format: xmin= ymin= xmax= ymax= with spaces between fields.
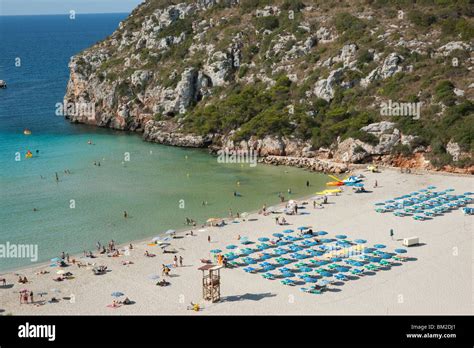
xmin=354 ymin=239 xmax=367 ymax=244
xmin=335 ymin=234 xmax=347 ymax=239
xmin=272 ymin=233 xmax=283 ymax=237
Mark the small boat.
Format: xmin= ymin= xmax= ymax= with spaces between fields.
xmin=0 ymin=80 xmax=6 ymax=89
xmin=23 ymin=129 xmax=32 ymax=135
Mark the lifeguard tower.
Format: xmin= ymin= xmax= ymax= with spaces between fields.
xmin=198 ymin=264 xmax=223 ymax=303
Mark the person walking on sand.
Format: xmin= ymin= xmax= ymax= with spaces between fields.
xmin=374 ymin=180 xmax=378 ymax=188
xmin=29 ymin=291 xmax=34 ymax=304
xmin=179 ymin=256 xmax=183 ymax=267
xmin=173 ymin=255 xmax=178 ymax=268
xmin=390 ymin=229 xmax=394 ymax=240
xmin=208 ymin=235 xmax=211 ymax=243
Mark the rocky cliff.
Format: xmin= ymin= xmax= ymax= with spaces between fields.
xmin=64 ymin=0 xmax=474 ymax=173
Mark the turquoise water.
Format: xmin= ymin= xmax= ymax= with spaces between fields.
xmin=0 ymin=14 xmax=327 ymax=272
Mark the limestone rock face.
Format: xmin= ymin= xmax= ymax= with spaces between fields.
xmin=361 ymin=53 xmax=403 ymax=87
xmin=62 ymin=0 xmax=472 ymax=173
xmin=333 ymin=138 xmax=370 ymax=163
xmin=143 ymin=120 xmax=212 ymax=147
xmin=313 ymin=68 xmax=343 ymax=101
xmin=435 ymin=41 xmax=472 ymax=57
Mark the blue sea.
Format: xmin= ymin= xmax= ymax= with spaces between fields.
xmin=0 ymin=14 xmax=326 ymax=272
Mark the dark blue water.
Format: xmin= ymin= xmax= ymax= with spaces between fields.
xmin=0 ymin=14 xmax=128 ymax=134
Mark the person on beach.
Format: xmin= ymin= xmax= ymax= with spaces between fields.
xmin=374 ymin=180 xmax=378 ymax=188
xmin=179 ymin=256 xmax=183 ymax=267
xmin=29 ymin=291 xmax=34 ymax=304
xmin=0 ymin=278 xmax=6 ymax=286
xmin=173 ymin=255 xmax=178 ymax=267
xmin=288 ymin=188 xmax=292 ymax=194
xmin=390 ymin=229 xmax=394 ymax=240
xmin=23 ymin=292 xmax=28 ymax=304
xmin=306 ymin=180 xmax=310 ymax=187
xmin=61 ymin=251 xmax=65 ymax=259
xmin=66 ymin=253 xmax=70 ymax=263
xmin=123 ymin=211 xmax=128 ymax=218
xmin=129 ymin=243 xmax=133 ymax=250
xmin=96 ymin=241 xmax=101 ymax=251
xmin=55 ymin=172 xmax=59 ymax=182
xmin=323 ymin=196 xmax=328 ymax=204
xmin=208 ymin=235 xmax=211 ymax=243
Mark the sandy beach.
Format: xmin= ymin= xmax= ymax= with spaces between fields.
xmin=1 ymin=168 xmax=472 ymax=315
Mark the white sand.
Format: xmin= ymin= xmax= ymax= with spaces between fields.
xmin=1 ymin=168 xmax=472 ymax=315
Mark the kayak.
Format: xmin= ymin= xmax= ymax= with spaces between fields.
xmin=326 ymin=181 xmax=344 ymax=186
xmin=316 ymin=189 xmax=342 ymax=195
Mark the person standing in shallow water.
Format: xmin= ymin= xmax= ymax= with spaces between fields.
xmin=306 ymin=180 xmax=310 ymax=187
xmin=123 ymin=211 xmax=128 ymax=218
